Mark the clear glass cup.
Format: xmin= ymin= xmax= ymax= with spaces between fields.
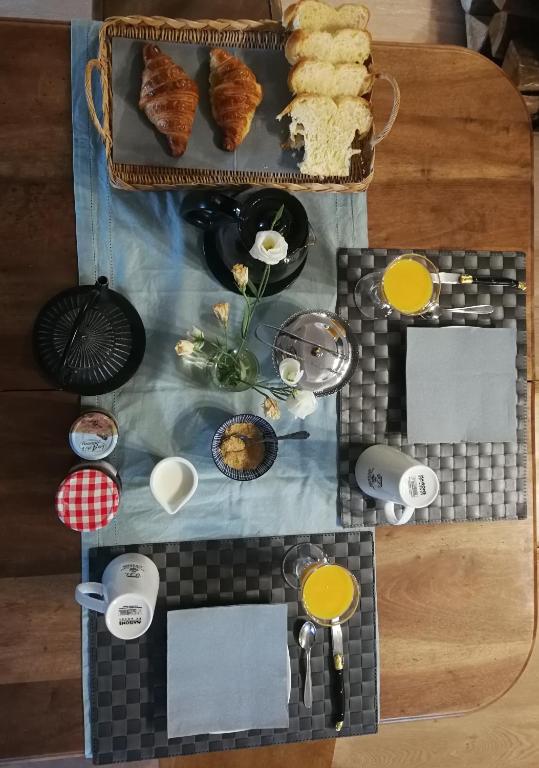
xmin=210 ymin=346 xmax=259 ymax=392
xmin=282 ymin=543 xmax=360 ymax=627
xmin=354 ymin=253 xmax=441 ymax=319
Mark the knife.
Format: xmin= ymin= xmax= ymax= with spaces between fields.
xmin=439 ymin=272 xmax=526 ymax=292
xmin=331 ymin=623 xmax=345 ymax=732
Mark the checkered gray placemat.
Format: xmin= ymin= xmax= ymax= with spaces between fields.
xmin=337 ymin=248 xmax=527 ymax=527
xmin=89 ymin=531 xmax=377 ymax=764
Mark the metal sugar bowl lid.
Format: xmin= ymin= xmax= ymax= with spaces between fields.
xmin=257 ymin=310 xmax=359 ymax=396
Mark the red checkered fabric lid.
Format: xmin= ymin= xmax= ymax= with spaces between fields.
xmin=56 ymin=468 xmax=120 ymax=531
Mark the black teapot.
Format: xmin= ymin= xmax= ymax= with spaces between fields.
xmin=180 ymin=188 xmax=314 ymax=296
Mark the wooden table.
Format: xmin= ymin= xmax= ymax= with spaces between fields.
xmin=0 ymin=6 xmax=534 ymax=763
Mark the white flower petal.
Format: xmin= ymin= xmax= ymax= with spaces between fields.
xmin=285 ymin=390 xmax=318 ymax=419
xmin=249 ymin=230 xmax=288 ymax=265
xmin=279 ymin=358 xmax=304 ymax=386
xmin=189 ymin=326 xmax=204 ymax=342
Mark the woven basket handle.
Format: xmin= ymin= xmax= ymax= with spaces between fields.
xmin=85 ymin=58 xmax=108 ymax=143
xmin=371 ymin=72 xmax=400 ymax=147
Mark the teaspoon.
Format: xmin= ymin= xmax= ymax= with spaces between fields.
xmin=299 ymin=620 xmax=317 ymax=709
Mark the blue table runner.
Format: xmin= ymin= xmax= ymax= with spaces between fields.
xmin=71 ymin=19 xmax=369 ymax=756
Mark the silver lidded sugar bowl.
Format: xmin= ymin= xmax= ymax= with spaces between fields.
xmin=256 ymin=309 xmax=359 ymax=396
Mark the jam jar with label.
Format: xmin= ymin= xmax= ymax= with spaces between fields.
xmin=69 ymin=409 xmax=119 ymax=461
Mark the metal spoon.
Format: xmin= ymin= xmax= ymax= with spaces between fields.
xmin=232 ymin=430 xmax=310 ymax=449
xmin=438 ymin=304 xmax=494 ymax=315
xmin=424 ymin=304 xmax=494 ymax=320
xmin=299 ymin=620 xmax=317 ymax=709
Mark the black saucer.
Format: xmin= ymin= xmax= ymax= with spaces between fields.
xmin=202 ymin=229 xmax=308 ymax=297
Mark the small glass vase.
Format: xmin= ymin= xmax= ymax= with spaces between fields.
xmin=210 ymin=347 xmax=259 ymax=392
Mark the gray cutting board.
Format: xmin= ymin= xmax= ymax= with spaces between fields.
xmin=111 ymin=37 xmax=299 ymax=173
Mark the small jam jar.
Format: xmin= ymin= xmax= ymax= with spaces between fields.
xmin=69 ymin=409 xmax=119 ymax=461
xmin=55 ymin=463 xmax=121 ymax=532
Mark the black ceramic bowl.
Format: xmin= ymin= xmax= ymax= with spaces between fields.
xmin=211 ymin=413 xmax=278 ymax=481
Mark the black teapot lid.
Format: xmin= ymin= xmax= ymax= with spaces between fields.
xmin=33 ymin=277 xmax=146 ymax=395
xmin=239 ymin=189 xmax=309 ymax=253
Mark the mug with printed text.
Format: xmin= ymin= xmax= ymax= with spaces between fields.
xmin=75 ymin=553 xmax=159 ymax=640
xmin=355 ymin=445 xmax=440 ymax=526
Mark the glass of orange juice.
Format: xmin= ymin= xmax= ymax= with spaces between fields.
xmin=354 ymin=253 xmax=441 ymax=319
xmin=282 ymin=544 xmax=360 ymax=626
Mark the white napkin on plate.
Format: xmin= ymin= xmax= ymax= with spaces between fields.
xmin=167 ymin=604 xmax=289 ymax=737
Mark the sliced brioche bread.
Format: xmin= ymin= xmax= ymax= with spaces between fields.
xmin=285 ymin=29 xmax=371 ymax=65
xmin=288 ymin=60 xmax=373 ymax=96
xmin=277 ymin=94 xmax=372 ymax=177
xmin=284 ymin=1 xmax=370 ymax=32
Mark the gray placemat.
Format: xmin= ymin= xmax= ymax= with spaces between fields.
xmin=337 ymin=248 xmax=527 ymax=526
xmin=89 ymin=531 xmax=378 ymax=764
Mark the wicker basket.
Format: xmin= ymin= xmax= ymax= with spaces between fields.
xmin=85 ymin=15 xmax=400 ymax=192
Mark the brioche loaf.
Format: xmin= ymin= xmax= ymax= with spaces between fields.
xmin=288 ymin=60 xmax=373 ymax=96
xmin=284 ymin=0 xmax=370 ymax=31
xmin=277 ymin=94 xmax=372 ymax=177
xmin=285 ymin=29 xmax=371 ymax=65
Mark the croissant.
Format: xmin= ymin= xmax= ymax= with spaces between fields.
xmin=139 ymin=43 xmax=199 ymax=157
xmin=209 ymin=48 xmax=263 ymax=151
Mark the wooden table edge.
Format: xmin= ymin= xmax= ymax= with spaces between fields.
xmin=370 ymin=39 xmax=536 ymax=720
xmin=380 ymin=381 xmax=537 ymax=723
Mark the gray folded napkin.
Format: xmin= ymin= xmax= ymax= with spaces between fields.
xmin=167 ymin=604 xmax=289 ymax=737
xmin=406 ymin=327 xmax=517 ymax=443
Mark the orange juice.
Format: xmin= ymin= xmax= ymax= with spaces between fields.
xmin=382 ymin=257 xmax=434 ymax=314
xmin=301 ymin=564 xmax=358 ymax=622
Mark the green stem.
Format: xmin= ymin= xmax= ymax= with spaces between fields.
xmin=204 ymin=339 xmax=224 ymax=353
xmin=268 ymin=390 xmax=290 ymax=400
xmin=251 ymin=385 xmax=270 ymax=398
xmin=258 ymin=263 xmax=271 ymax=301
xmin=237 ymin=336 xmax=247 ymax=356
xmin=238 ymin=264 xmax=271 ymax=355
xmin=270 ymin=204 xmax=284 ymax=230
xmin=240 ymin=290 xmax=252 ymax=341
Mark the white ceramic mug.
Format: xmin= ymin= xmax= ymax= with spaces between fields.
xmin=355 ymin=445 xmax=440 ymax=526
xmin=75 ymin=553 xmax=159 ymax=640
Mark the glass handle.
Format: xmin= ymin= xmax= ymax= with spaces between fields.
xmin=305 ymin=223 xmax=316 ymax=247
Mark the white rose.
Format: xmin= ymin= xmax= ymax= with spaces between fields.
xmin=188 ymin=326 xmax=204 ymax=342
xmin=286 ymin=390 xmax=318 ymax=419
xmin=279 ymin=358 xmax=304 ymax=386
xmin=188 ymin=326 xmax=205 ymax=351
xmin=249 ymin=230 xmax=288 ymax=265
